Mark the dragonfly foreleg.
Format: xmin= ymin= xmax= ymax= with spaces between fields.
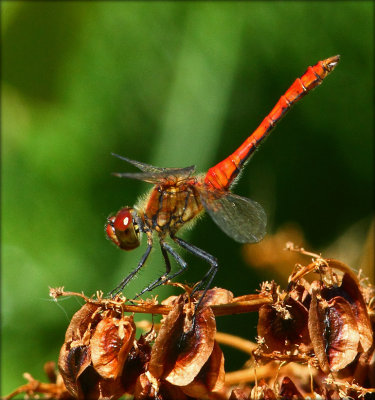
xmin=172 ymin=236 xmax=218 ymax=310
xmin=109 ymin=242 xmax=153 ymax=297
xmin=134 ymin=242 xmax=173 ymax=298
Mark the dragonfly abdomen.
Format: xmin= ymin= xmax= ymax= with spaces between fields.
xmin=204 ymin=55 xmax=340 ymax=191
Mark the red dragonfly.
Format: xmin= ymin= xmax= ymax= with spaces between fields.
xmin=106 ymin=55 xmax=340 ymax=299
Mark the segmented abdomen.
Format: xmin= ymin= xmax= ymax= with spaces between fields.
xmin=204 ymin=55 xmax=340 ymax=190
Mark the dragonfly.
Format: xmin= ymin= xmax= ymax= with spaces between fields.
xmin=106 ymin=55 xmax=340 ymax=301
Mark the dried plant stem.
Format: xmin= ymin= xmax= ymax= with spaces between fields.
xmin=225 ymin=362 xmax=313 ymax=386
xmin=215 ymin=332 xmax=257 ymax=355
xmin=225 ymin=364 xmax=276 ymax=385
xmin=49 ymin=287 xmax=272 ymax=316
xmin=4 ymin=373 xmax=64 ymax=400
xmin=286 ymin=243 xmax=360 ymax=284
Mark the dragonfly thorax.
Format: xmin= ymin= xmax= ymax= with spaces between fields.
xmin=141 ymin=181 xmax=204 ymax=237
xmin=106 ymin=207 xmax=141 ymax=250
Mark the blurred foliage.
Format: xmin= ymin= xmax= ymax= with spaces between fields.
xmin=1 ymin=1 xmax=373 ymax=395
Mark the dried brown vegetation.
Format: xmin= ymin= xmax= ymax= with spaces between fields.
xmin=6 ymin=247 xmax=375 ymax=400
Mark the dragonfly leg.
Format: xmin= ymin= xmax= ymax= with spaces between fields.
xmin=172 ymin=236 xmax=218 ymax=311
xmin=109 ymin=242 xmax=153 ymax=297
xmin=134 ymin=242 xmax=172 ymax=298
xmin=134 ymin=240 xmax=189 ymax=297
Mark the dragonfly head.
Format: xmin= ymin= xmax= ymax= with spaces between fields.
xmin=106 ymin=207 xmax=141 ymax=250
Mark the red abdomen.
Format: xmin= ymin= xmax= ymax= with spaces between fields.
xmin=204 ymin=55 xmax=340 ymax=190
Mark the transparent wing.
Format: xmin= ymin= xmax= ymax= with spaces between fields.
xmin=111 ymin=153 xmax=196 ymax=183
xmin=200 ymin=189 xmax=267 ymax=243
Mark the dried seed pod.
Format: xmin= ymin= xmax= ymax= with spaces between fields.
xmin=133 ymin=373 xmax=188 ymax=400
xmin=353 ymin=341 xmax=375 ymax=388
xmin=257 ymin=296 xmax=310 ymax=353
xmin=250 ymin=380 xmax=276 ymax=400
xmin=325 ymin=296 xmax=360 ymax=371
xmin=288 ymin=279 xmax=311 ymax=309
xmin=229 ymin=388 xmax=251 ymax=400
xmin=122 ymin=335 xmax=152 ymax=394
xmin=193 ymin=288 xmax=234 ymax=307
xmin=338 ymin=273 xmax=372 ymax=352
xmin=59 ymin=303 xmax=135 ymax=399
xmin=64 ymin=303 xmax=102 ymax=343
xmin=149 ymin=295 xmax=216 ymax=387
xmin=133 ymin=373 xmax=158 ymax=400
xmin=279 ymin=377 xmax=304 ymax=400
xmin=91 ymin=315 xmax=136 ymax=379
xmin=58 ymin=304 xmax=103 ymax=398
xmin=309 ymin=286 xmax=360 ymax=373
xmin=58 ymin=344 xmax=92 ymax=399
xmin=308 ymin=286 xmax=330 ymax=373
xmin=180 ymin=342 xmax=225 ymax=399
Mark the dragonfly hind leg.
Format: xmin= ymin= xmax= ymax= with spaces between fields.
xmin=172 ymin=236 xmax=218 ymax=310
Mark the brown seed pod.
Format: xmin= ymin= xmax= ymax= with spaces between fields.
xmin=58 ymin=344 xmax=92 ymax=399
xmin=180 ymin=341 xmax=225 ymax=399
xmin=133 ymin=373 xmax=188 ymax=400
xmin=279 ymin=376 xmax=304 ymax=400
xmin=250 ymin=379 xmax=277 ymax=400
xmin=58 ymin=303 xmax=136 ymax=399
xmin=229 ymin=387 xmax=251 ymax=400
xmin=309 ymin=283 xmax=361 ymax=373
xmin=58 ymin=303 xmax=101 ymax=398
xmin=336 ymin=273 xmax=372 ymax=352
xmin=324 ymin=296 xmax=360 ymax=371
xmin=257 ymin=295 xmax=310 ymax=353
xmin=121 ymin=335 xmax=153 ymax=394
xmin=149 ymin=295 xmax=216 ymax=387
xmin=90 ymin=315 xmax=136 ymax=379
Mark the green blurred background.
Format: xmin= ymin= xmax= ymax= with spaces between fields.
xmin=2 ymin=1 xmax=373 ymax=395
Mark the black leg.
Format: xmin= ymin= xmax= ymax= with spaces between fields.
xmin=109 ymin=243 xmax=153 ymax=297
xmin=134 ymin=242 xmax=172 ymax=298
xmin=172 ymin=236 xmax=218 ymax=310
xmin=134 ymin=240 xmax=188 ymax=297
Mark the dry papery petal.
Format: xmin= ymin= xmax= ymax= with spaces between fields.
xmin=91 ymin=315 xmax=136 ymax=379
xmin=257 ymin=295 xmax=310 ymax=353
xmin=308 ymin=283 xmax=360 ymax=373
xmin=250 ymin=379 xmax=277 ymax=400
xmin=59 ymin=303 xmax=137 ymax=400
xmin=59 ymin=346 xmax=125 ymax=399
xmin=321 ymin=273 xmax=373 ymax=353
xmin=122 ymin=335 xmax=153 ymax=394
xmin=194 ymin=287 xmax=234 ymax=307
xmin=64 ymin=303 xmax=102 ymax=343
xmin=133 ymin=373 xmax=188 ymax=400
xmin=58 ymin=303 xmax=103 ymax=397
xmin=180 ymin=341 xmax=225 ymax=400
xmin=229 ymin=387 xmax=252 ymax=400
xmin=353 ymin=341 xmax=375 ymax=388
xmin=278 ymin=376 xmax=304 ymax=400
xmin=149 ymin=295 xmax=216 ymax=387
xmin=162 ymin=287 xmax=234 ymax=309
xmin=58 ymin=343 xmax=92 ymax=398
xmin=325 ymin=296 xmax=360 ymax=371
xmin=288 ymin=279 xmax=311 ymax=309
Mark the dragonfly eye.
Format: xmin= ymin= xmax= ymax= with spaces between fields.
xmin=105 ymin=216 xmax=120 ymax=247
xmin=106 ymin=207 xmax=141 ymax=251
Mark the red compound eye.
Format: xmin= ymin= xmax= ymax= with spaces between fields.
xmin=113 ymin=208 xmax=133 ymax=231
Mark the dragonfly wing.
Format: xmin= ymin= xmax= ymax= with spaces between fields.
xmin=111 ymin=153 xmax=196 ymax=183
xmin=200 ymin=190 xmax=267 ymax=243
xmin=112 ymin=153 xmax=195 ymax=175
xmin=112 ymin=171 xmax=167 ymax=184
